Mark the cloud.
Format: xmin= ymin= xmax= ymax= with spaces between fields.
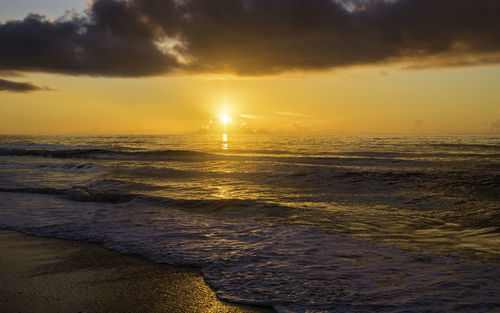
xmin=411 ymin=118 xmax=423 ymax=131
xmin=201 ymin=115 xmax=253 ymax=133
xmin=0 ymin=78 xmax=50 ymax=92
xmin=275 ymin=111 xmax=309 ymax=118
xmin=1 ymin=0 xmax=500 ymax=77
xmin=0 ymin=71 xmax=23 ymax=77
xmin=240 ymin=113 xmax=258 ymax=119
xmin=490 ymin=120 xmax=500 ymax=133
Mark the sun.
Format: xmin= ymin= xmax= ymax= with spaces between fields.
xmin=218 ymin=114 xmax=232 ymax=125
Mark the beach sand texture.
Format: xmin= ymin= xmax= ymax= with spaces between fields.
xmin=0 ymin=230 xmax=274 ymax=313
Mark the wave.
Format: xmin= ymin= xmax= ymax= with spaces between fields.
xmin=0 ymin=142 xmax=106 ymax=150
xmin=334 ymin=151 xmax=500 ymax=159
xmin=429 ymin=143 xmax=500 ymax=150
xmin=0 ymin=186 xmax=296 ymax=218
xmin=0 ymin=160 xmax=97 ymax=171
xmin=0 ymin=147 xmax=426 ymax=169
xmin=0 ymin=147 xmax=214 ymax=160
xmin=218 ymin=149 xmax=296 ymax=155
xmin=334 ymin=151 xmax=409 ymax=158
xmin=116 ymin=166 xmax=201 ymax=179
xmin=0 ymin=186 xmax=133 ymax=203
xmin=0 ymin=148 xmax=110 ymax=157
xmin=0 ymin=187 xmax=65 ymax=196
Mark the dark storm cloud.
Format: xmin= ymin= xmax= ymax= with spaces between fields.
xmin=0 ymin=78 xmax=49 ymax=92
xmin=1 ymin=0 xmax=500 ymax=77
xmin=0 ymin=2 xmax=177 ymax=77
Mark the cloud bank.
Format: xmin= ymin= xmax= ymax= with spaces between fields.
xmin=1 ymin=0 xmax=500 ymax=77
xmin=0 ymin=78 xmax=48 ymax=92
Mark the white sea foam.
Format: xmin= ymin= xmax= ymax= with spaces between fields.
xmin=0 ymin=192 xmax=498 ymax=312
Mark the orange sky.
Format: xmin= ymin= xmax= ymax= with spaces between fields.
xmin=1 ymin=1 xmax=500 ymax=135
xmin=1 ymin=64 xmax=500 ymax=135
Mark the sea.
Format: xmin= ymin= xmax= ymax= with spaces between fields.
xmin=0 ymin=134 xmax=498 ymax=312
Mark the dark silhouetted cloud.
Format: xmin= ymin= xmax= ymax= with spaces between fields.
xmin=0 ymin=78 xmax=49 ymax=92
xmin=1 ymin=0 xmax=500 ymax=77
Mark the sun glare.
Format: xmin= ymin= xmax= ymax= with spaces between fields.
xmin=219 ymin=114 xmax=232 ymax=125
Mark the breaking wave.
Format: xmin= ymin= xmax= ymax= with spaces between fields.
xmin=0 ymin=147 xmax=213 ymax=160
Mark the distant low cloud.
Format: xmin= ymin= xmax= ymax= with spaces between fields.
xmin=0 ymin=78 xmax=49 ymax=93
xmin=240 ymin=114 xmax=259 ymax=119
xmin=275 ymin=111 xmax=309 ymax=118
xmin=1 ymin=0 xmax=500 ymax=77
xmin=411 ymin=118 xmax=424 ymax=131
xmin=490 ymin=120 xmax=500 ymax=133
xmin=201 ymin=115 xmax=252 ymax=133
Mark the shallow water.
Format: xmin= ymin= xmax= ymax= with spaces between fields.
xmin=0 ymin=134 xmax=499 ymax=312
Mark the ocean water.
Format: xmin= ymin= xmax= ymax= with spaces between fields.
xmin=0 ymin=134 xmax=498 ymax=312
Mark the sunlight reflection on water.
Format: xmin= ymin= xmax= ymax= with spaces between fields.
xmin=221 ymin=133 xmax=229 ymax=150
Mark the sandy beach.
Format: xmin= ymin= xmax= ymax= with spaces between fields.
xmin=0 ymin=230 xmax=274 ymax=313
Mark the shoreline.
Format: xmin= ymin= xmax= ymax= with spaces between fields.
xmin=0 ymin=229 xmax=275 ymax=313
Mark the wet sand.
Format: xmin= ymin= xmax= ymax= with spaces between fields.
xmin=0 ymin=230 xmax=274 ymax=313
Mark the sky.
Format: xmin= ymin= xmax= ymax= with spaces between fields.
xmin=0 ymin=0 xmax=499 ymax=135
